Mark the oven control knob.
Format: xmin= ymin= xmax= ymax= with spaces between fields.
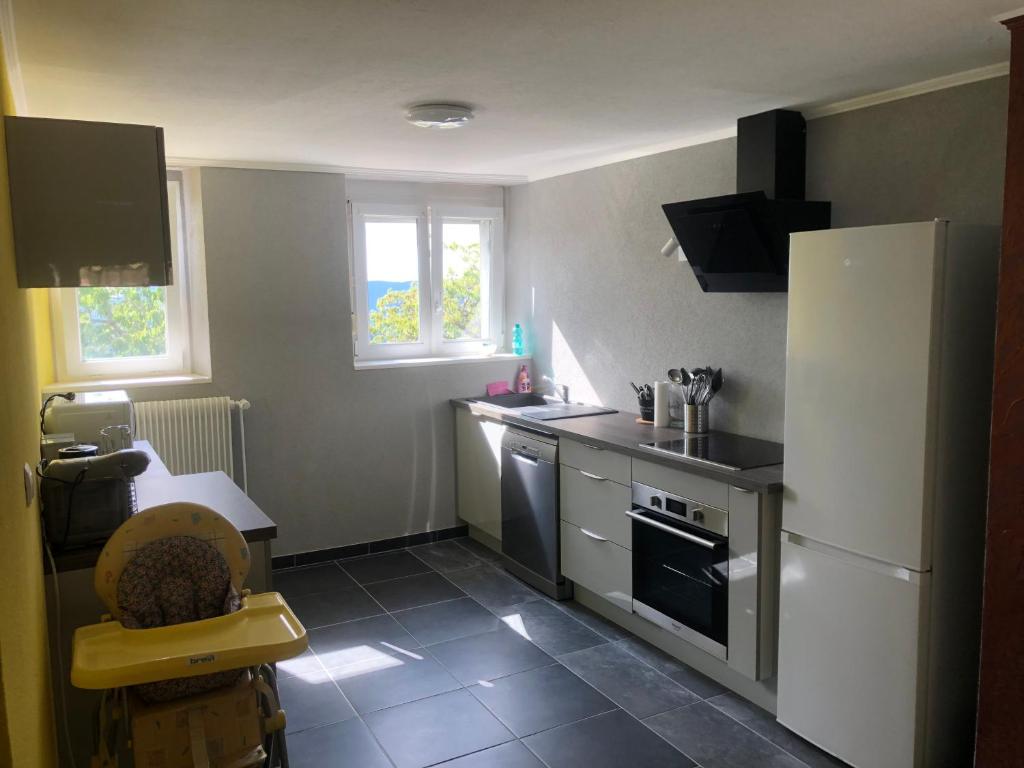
xmin=692 ymin=508 xmax=705 ymax=524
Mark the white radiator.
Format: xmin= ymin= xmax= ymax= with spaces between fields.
xmin=134 ymin=396 xmax=251 ymax=492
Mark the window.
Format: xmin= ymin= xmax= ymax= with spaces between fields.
xmin=50 ymin=170 xmax=208 ymax=382
xmin=351 ymin=202 xmax=503 ymax=361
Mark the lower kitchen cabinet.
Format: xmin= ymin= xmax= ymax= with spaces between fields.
xmin=560 ymin=520 xmax=631 ymax=612
xmin=455 ymin=408 xmax=504 ymax=541
xmin=456 ymin=409 xmax=503 ymax=540
xmin=560 ymin=464 xmax=631 ymax=549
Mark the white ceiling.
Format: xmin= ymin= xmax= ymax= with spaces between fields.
xmin=7 ymin=0 xmax=1014 ymax=181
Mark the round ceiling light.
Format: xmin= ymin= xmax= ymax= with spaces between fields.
xmin=405 ymin=103 xmax=474 ymax=129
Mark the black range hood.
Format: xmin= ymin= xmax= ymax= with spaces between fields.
xmin=662 ymin=109 xmax=830 ymax=292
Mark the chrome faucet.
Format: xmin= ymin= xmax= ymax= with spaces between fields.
xmin=542 ymin=375 xmax=570 ymax=404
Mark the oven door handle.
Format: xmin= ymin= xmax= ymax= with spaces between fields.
xmin=624 ymin=509 xmax=719 ymax=550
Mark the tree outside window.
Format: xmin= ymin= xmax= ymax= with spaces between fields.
xmin=369 ymin=239 xmax=482 ymax=344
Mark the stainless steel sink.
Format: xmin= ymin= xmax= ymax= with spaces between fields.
xmin=469 ymin=393 xmax=617 ymax=421
xmin=471 ymin=393 xmax=549 ymax=408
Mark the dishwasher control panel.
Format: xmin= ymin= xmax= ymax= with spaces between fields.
xmin=501 ymin=427 xmax=558 ymax=464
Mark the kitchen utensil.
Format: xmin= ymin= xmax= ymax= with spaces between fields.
xmin=636 ymin=382 xmax=655 ymax=420
xmin=667 ymin=369 xmax=683 ymax=385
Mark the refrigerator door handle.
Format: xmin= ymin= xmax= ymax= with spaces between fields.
xmin=781 ymin=532 xmax=924 ymax=584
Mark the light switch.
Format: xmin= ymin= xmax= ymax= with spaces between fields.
xmin=23 ymin=463 xmax=35 ymax=506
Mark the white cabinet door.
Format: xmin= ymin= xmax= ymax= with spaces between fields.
xmin=560 ymin=521 xmax=632 ymax=612
xmin=777 ymin=536 xmax=929 ymax=768
xmin=455 ymin=409 xmax=504 ymax=541
xmin=784 ymin=222 xmax=942 ymax=570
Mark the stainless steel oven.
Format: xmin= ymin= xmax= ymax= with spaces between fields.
xmin=627 ymin=481 xmax=729 ymax=659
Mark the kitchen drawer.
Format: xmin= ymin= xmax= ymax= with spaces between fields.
xmin=560 ymin=465 xmax=631 ymax=549
xmin=560 ymin=438 xmax=630 ymax=486
xmin=632 ymin=458 xmax=729 ymax=510
xmin=560 ymin=520 xmax=632 ymax=612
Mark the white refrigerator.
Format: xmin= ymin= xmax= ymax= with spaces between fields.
xmin=777 ymin=221 xmax=999 ymax=768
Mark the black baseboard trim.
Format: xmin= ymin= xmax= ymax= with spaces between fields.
xmin=271 ymin=524 xmax=469 ymax=570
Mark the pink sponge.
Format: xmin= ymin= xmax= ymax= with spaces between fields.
xmin=486 ymin=381 xmax=513 ymax=396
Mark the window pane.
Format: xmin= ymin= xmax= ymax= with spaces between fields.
xmin=366 ymin=219 xmax=420 ymax=344
xmin=76 ymin=286 xmax=168 ymax=360
xmin=442 ymin=220 xmax=484 ymax=341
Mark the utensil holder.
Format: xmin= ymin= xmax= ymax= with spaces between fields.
xmin=684 ymin=404 xmax=709 ymax=434
xmin=639 ymin=403 xmax=655 ymax=422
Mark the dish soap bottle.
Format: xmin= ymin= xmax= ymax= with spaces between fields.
xmin=516 ymin=364 xmax=532 ymax=393
xmin=512 ymin=323 xmax=525 ymax=356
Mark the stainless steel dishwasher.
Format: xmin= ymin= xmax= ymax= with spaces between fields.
xmin=500 ymin=427 xmax=572 ymax=600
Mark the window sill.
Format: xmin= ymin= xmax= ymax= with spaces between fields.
xmin=43 ymin=373 xmax=212 ymax=394
xmin=354 ymin=352 xmax=530 ymax=371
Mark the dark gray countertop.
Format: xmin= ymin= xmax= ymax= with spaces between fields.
xmin=48 ymin=441 xmax=276 ymax=573
xmin=451 ymin=398 xmax=783 ymax=493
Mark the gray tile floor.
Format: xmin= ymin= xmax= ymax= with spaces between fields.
xmin=274 ymin=538 xmax=846 ymax=768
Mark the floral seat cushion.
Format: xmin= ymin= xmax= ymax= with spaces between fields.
xmin=116 ymin=535 xmax=242 ymax=702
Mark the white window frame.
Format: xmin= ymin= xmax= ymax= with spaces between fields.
xmin=351 ymin=201 xmax=504 ymax=362
xmin=50 ymin=170 xmax=198 ymax=381
xmin=351 ymin=203 xmax=431 ymax=360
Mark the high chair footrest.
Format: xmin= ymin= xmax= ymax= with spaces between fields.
xmin=71 ymin=592 xmax=308 ymax=689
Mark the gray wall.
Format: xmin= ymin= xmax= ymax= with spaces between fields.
xmin=126 ymin=77 xmax=1007 ymax=557
xmin=131 ymin=168 xmax=520 ymax=556
xmin=506 ymin=77 xmax=1008 ymax=442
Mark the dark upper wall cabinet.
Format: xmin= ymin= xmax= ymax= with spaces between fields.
xmin=5 ymin=116 xmax=172 ymax=288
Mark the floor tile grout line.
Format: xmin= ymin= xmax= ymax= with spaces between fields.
xmin=643 ymin=699 xmax=813 ymax=768
xmin=462 ymin=665 xmax=619 ymax=742
xmin=290 ymin=539 xmax=786 ymax=767
xmin=425 ymin=643 xmax=556 ymax=687
xmin=405 ymin=542 xmax=489 ymax=574
xmin=308 ymin=588 xmax=541 ymax=718
xmin=303 ymin=594 xmax=488 ymax=644
xmin=348 ymin=565 xmax=446 ymax=587
xmin=519 ymin=737 xmax=556 ymax=768
xmin=422 ymin=570 xmax=700 ymax=764
xmin=297 ymin=573 xmax=390 ymax=633
xmin=517 ymin=707 xmax=659 ymax=767
xmin=700 ymin=694 xmax=821 ymax=768
xmin=284 ymin=541 xmax=522 ymax=764
xmin=273 ymin=559 xmax=349 ymax=575
xmin=535 ymin=651 xmax=703 ymax=765
xmin=283 ymin=648 xmax=402 ymax=768
xmin=430 ymin=551 xmax=544 ymax=616
xmin=451 ymin=537 xmax=507 ymax=566
xmin=385 ymin=593 xmax=474 ymax=617
xmin=450 ymin=568 xmax=700 ymax=761
xmin=335 ymin=549 xmax=442 ymax=578
xmin=609 ymin=637 xmax=713 ymax=701
xmin=307 ymin=574 xmax=608 ymax=764
xmin=303 ymin=592 xmax=471 ymax=634
xmin=554 ymin=643 xmax=704 ymax=719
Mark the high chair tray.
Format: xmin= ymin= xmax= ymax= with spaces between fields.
xmin=72 ymin=592 xmax=308 ymax=689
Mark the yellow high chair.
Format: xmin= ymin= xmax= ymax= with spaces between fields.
xmin=72 ymin=502 xmax=308 ymax=768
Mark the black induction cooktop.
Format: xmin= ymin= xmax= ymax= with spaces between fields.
xmin=638 ymin=431 xmax=784 ymax=471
